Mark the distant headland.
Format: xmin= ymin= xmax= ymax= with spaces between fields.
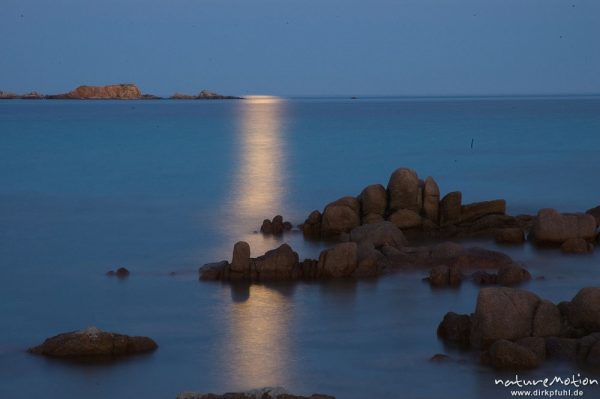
xmin=0 ymin=84 xmax=243 ymax=100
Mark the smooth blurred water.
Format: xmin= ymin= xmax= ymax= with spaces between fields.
xmin=1 ymin=97 xmax=600 ymax=399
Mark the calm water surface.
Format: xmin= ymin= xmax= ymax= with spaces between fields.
xmin=1 ymin=97 xmax=600 ymax=398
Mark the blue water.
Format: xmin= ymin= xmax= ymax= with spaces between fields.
xmin=1 ymin=97 xmax=600 ymax=399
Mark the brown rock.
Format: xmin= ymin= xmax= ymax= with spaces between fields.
xmin=28 ymin=327 xmax=157 ymax=358
xmin=561 ymin=238 xmax=593 ymax=254
xmin=495 ymin=228 xmax=525 ymax=244
xmin=471 ymin=271 xmax=497 ymax=285
xmin=389 ymin=209 xmax=422 ymax=229
xmin=423 ymin=176 xmax=440 ymax=223
xmin=321 ymin=197 xmax=360 ymax=236
xmin=531 ymin=208 xmax=596 ymax=245
xmin=586 ymin=205 xmax=600 ymax=228
xmin=428 ymin=265 xmax=462 ymax=287
xmin=489 ymin=339 xmax=541 ymax=369
xmin=361 ymin=213 xmax=385 ymax=224
xmin=317 ymin=242 xmax=358 ymax=278
xmin=470 ymin=287 xmax=540 ymax=349
xmin=199 ymin=261 xmax=228 ymax=280
xmin=567 ymin=287 xmax=600 ymax=332
xmin=302 ymin=210 xmax=322 ymax=237
xmin=358 ymin=184 xmax=387 ymax=217
xmin=349 ymin=221 xmax=407 ymax=249
xmin=497 ymin=265 xmax=531 ymax=286
xmin=460 ymin=200 xmax=506 ymax=223
xmin=448 ymin=247 xmax=515 ymax=271
xmin=440 ymin=191 xmax=462 ymax=225
xmin=231 ymin=241 xmax=251 ymax=273
xmin=437 ymin=312 xmax=471 ymax=347
xmin=60 ymin=84 xmax=142 ymax=99
xmin=354 ymin=244 xmax=387 ymax=277
xmin=387 ymin=167 xmax=420 ymax=212
xmin=532 ymin=300 xmax=562 ymax=337
xmin=254 ymin=244 xmax=299 ymax=280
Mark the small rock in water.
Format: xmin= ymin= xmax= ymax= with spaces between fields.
xmin=28 ymin=327 xmax=157 ymax=359
xmin=106 ymin=267 xmax=130 ymax=277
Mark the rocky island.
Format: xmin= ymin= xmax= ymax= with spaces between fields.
xmin=0 ymin=84 xmax=243 ymax=100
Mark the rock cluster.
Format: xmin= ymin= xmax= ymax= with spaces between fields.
xmin=260 ymin=215 xmax=293 ymax=235
xmin=177 ymin=387 xmax=334 ymax=399
xmin=300 ymin=167 xmax=520 ymax=242
xmin=170 ymin=90 xmax=243 ymax=100
xmin=437 ymin=287 xmax=600 ymax=369
xmin=200 ymin=224 xmax=524 ymax=282
xmin=28 ymin=327 xmax=157 ymax=359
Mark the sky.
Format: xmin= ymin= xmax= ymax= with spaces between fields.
xmin=1 ymin=0 xmax=599 ymax=97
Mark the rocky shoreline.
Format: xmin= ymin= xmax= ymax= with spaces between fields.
xmin=0 ymin=84 xmax=243 ymax=100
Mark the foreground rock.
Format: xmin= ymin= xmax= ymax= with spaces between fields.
xmin=177 ymin=387 xmax=334 ymax=399
xmin=437 ymin=287 xmax=600 ymax=369
xmin=28 ymin=327 xmax=157 ymax=359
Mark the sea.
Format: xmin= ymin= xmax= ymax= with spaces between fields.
xmin=1 ymin=96 xmax=599 ymax=398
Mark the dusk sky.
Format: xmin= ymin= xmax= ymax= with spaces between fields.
xmin=1 ymin=0 xmax=599 ymax=96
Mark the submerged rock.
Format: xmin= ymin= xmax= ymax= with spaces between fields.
xmin=260 ymin=215 xmax=292 ymax=235
xmin=28 ymin=327 xmax=157 ymax=359
xmin=106 ymin=267 xmax=130 ymax=278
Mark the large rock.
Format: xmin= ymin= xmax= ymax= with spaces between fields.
xmin=470 ymin=287 xmax=541 ymax=348
xmin=387 ymin=168 xmax=420 ymax=212
xmin=231 ymin=241 xmax=251 ymax=273
xmin=423 ymin=177 xmax=440 ymax=223
xmin=321 ymin=197 xmax=360 ymax=236
xmin=350 ymin=221 xmax=407 ymax=249
xmin=489 ymin=339 xmax=541 ymax=369
xmin=448 ymin=247 xmax=516 ymax=271
xmin=254 ymin=244 xmax=299 ymax=280
xmin=389 ymin=209 xmax=422 ymax=229
xmin=439 ymin=191 xmax=462 ymax=225
xmin=566 ymin=288 xmax=600 ymax=332
xmin=359 ymin=184 xmax=387 ymax=217
xmin=530 ymin=208 xmax=596 ymax=245
xmin=546 ymin=337 xmax=578 ymax=361
xmin=459 ymin=200 xmax=506 ymax=223
xmin=28 ymin=327 xmax=157 ymax=358
xmin=59 ymin=84 xmax=142 ymax=99
xmin=317 ymin=242 xmax=358 ymax=278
